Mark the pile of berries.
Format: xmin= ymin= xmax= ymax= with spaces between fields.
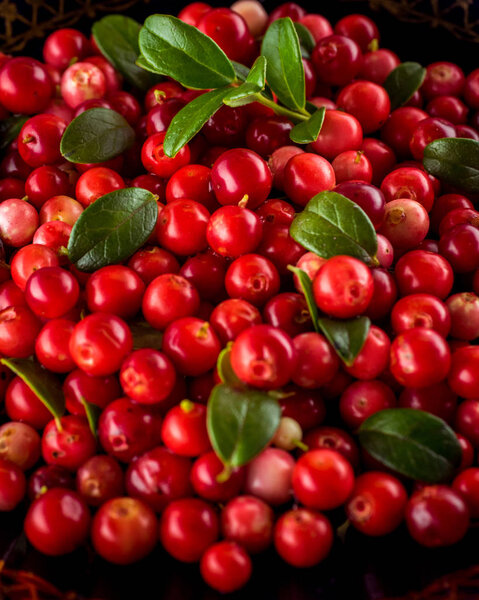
xmin=0 ymin=0 xmax=478 ymax=594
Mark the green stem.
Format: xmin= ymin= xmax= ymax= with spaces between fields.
xmin=253 ymin=93 xmax=310 ymax=123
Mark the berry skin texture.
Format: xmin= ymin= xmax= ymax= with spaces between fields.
xmin=346 ymin=472 xmax=408 ymax=536
xmin=120 ymin=348 xmax=176 ymax=405
xmin=200 ymin=541 xmax=252 ymax=594
xmin=292 ymin=449 xmax=355 ymax=510
xmin=274 ymin=508 xmax=333 ymax=568
xmin=406 ymin=486 xmax=470 ymax=548
xmin=41 ymin=416 xmax=97 ymax=472
xmin=312 ymin=255 xmax=374 ymax=319
xmin=231 ymin=324 xmax=297 ymax=390
xmin=86 ymin=265 xmax=145 ymax=319
xmin=283 ymin=152 xmax=336 ymax=207
xmin=0 ymin=459 xmax=26 ymax=511
xmin=448 ymin=346 xmax=479 ymax=399
xmin=221 ymin=495 xmax=274 ymax=554
xmin=161 ymin=401 xmax=211 ymax=457
xmin=142 ymin=273 xmax=200 ymax=330
xmin=390 ymin=327 xmax=451 ymax=388
xmin=0 ymin=57 xmax=53 ymax=114
xmin=92 ymin=497 xmax=158 ymax=565
xmin=244 ymin=447 xmax=295 ymax=506
xmin=25 ymin=489 xmax=90 ymax=556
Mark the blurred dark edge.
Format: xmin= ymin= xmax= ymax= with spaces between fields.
xmin=1 ymin=1 xmax=479 ymax=599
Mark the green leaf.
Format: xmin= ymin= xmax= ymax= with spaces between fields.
xmin=92 ymin=15 xmax=160 ymax=91
xmin=68 ymin=188 xmax=158 ymax=272
xmin=130 ymin=320 xmax=163 ymax=350
xmin=289 ymin=106 xmax=325 ymax=144
xmin=261 ymin=17 xmax=305 ymax=111
xmin=0 ymin=358 xmax=65 ymax=420
xmin=80 ymin=399 xmax=101 ymax=438
xmin=359 ymin=408 xmax=462 ymax=482
xmin=223 ymin=56 xmax=266 ymax=108
xmin=294 ymin=22 xmax=315 ymax=58
xmin=287 ymin=266 xmax=320 ymax=333
xmin=316 ymin=316 xmax=370 ymax=366
xmin=423 ymin=138 xmax=479 ymax=194
xmin=60 ymin=108 xmax=135 ymax=164
xmin=207 ymin=383 xmax=281 ymax=468
xmin=216 ymin=346 xmax=241 ymax=386
xmin=289 ymin=191 xmax=378 ymax=266
xmin=383 ymin=62 xmax=426 ymax=111
xmin=0 ymin=115 xmax=28 ymax=155
xmin=139 ymin=15 xmax=235 ymax=89
xmin=163 ymin=87 xmax=231 ymax=158
xmin=232 ymin=61 xmax=250 ymax=82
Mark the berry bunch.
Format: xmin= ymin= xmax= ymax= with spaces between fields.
xmin=0 ymin=0 xmax=478 ymax=594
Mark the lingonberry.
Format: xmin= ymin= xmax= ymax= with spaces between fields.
xmin=179 ymin=252 xmax=227 ymax=301
xmin=202 ymin=105 xmax=249 ymax=147
xmin=63 ymin=369 xmax=120 ymax=416
xmin=144 ymin=81 xmax=183 ymax=112
xmin=35 ymin=318 xmax=76 ymax=373
xmin=0 ymin=178 xmax=25 ymax=203
xmin=439 ymin=224 xmax=479 ymax=273
xmin=165 ymin=164 xmax=216 ymax=210
xmin=406 ymin=485 xmax=469 ymax=547
xmin=0 ymin=458 xmax=26 ymax=511
xmin=191 ymin=451 xmax=244 ymax=503
xmin=279 ymin=386 xmax=326 ymax=431
xmin=39 ymin=195 xmax=83 ymax=226
xmin=421 ymin=61 xmax=465 ymax=99
xmin=449 ymin=347 xmax=479 ymax=399
xmin=245 ymin=116 xmax=293 ymax=157
xmin=291 ymin=332 xmax=339 ymax=388
xmin=453 ymin=468 xmax=479 ymax=518
xmin=69 ymin=312 xmax=132 ymax=376
xmin=25 ymin=488 xmax=90 ymax=555
xmin=42 ymin=415 xmax=96 ymax=471
xmin=340 ymin=380 xmax=395 ymax=429
xmin=391 ymin=293 xmax=451 ymax=338
xmin=274 ymin=508 xmax=333 ymax=567
xmin=455 ymin=399 xmax=479 ymax=447
xmin=211 ymin=148 xmax=272 ymax=209
xmin=18 ymin=114 xmax=67 ymax=168
xmin=161 ymin=401 xmax=210 ymax=457
xmin=92 ymin=497 xmax=157 ymax=564
xmin=32 ymin=220 xmax=72 ymax=258
xmin=207 ymin=205 xmax=263 ymax=258
xmin=312 ymin=35 xmax=362 ymax=87
xmin=0 ymin=421 xmax=40 ymax=470
xmin=84 ymin=55 xmax=122 ymax=93
xmin=25 ymin=167 xmax=70 ymax=209
xmin=381 ymin=167 xmax=435 ymax=213
xmin=231 ymin=0 xmax=269 ymax=37
xmin=98 ymin=397 xmax=163 ymax=463
xmin=75 ymin=167 xmax=125 ymax=207
xmin=263 ymin=293 xmax=311 ymax=337
xmin=160 ymin=497 xmax=220 ymax=564
xmin=141 ymin=132 xmax=191 ymax=178
xmin=198 ymin=8 xmax=254 ymax=64
xmin=257 ymin=222 xmax=305 ymax=274
xmin=162 ymin=317 xmax=221 ymax=377
xmin=210 ymin=298 xmax=262 ymax=344
xmin=5 ymin=377 xmax=52 ymax=429
xmin=269 ymin=2 xmax=306 ymax=22
xmin=0 ymin=305 xmax=42 ymax=358
xmin=361 ymin=137 xmax=397 ymax=186
xmin=455 ymin=124 xmax=479 ymax=140
xmin=0 ymin=198 xmax=39 ymax=248
xmin=310 ymin=110 xmax=363 ymax=161
xmin=120 ymin=348 xmax=176 ymax=406
xmin=332 ymin=150 xmax=372 ymax=183
xmin=457 ymin=433 xmax=475 ymax=471
xmin=25 ymin=266 xmax=79 ymax=319
xmin=438 ymin=208 xmax=479 ymax=237
xmin=125 ymin=446 xmax=192 ymax=512
xmin=395 ymin=250 xmax=454 ymax=299
xmin=43 ymin=28 xmax=89 ymax=69
xmin=334 ymin=181 xmax=385 ymax=230
xmin=426 ymin=95 xmax=468 ymax=124
xmin=221 ymin=495 xmax=273 ymax=554
xmin=76 ymin=454 xmax=124 ymax=507
xmin=304 ymin=426 xmax=359 ymax=467
xmin=365 ymin=268 xmax=398 ymax=321
xmin=292 ymin=449 xmax=354 ymax=510
xmin=243 ymin=447 xmax=293 ymax=506
xmin=345 ymin=325 xmax=390 ymax=380
xmin=86 ymin=265 xmax=145 ymax=319
xmin=231 ymin=324 xmax=296 ymax=389
xmin=347 ymin=472 xmax=408 ymax=536
xmin=225 ymin=253 xmax=280 ymax=306
xmin=128 ymin=246 xmax=179 ymax=285
xmin=445 ymin=293 xmax=479 ymax=340
xmin=256 ymin=198 xmax=296 ymax=227
xmin=399 ymin=382 xmax=457 ymax=423
xmin=390 ymin=327 xmax=451 ymax=388
xmin=73 ymin=97 xmax=113 ymax=117
xmin=381 ymin=107 xmax=428 ymax=158
xmin=0 ymin=57 xmax=53 ymax=114
xmin=60 ymin=61 xmax=106 ymax=108
xmin=157 ymin=199 xmax=209 ymax=256
xmin=268 ymin=145 xmax=304 ymax=190
xmin=359 ymin=48 xmax=400 ymax=84
xmin=336 ymin=81 xmax=390 ymax=134
xmin=298 ymin=14 xmax=332 ymax=42
xmin=409 ymin=117 xmax=456 ymax=161
xmin=142 ymin=274 xmax=200 ymax=330
xmin=200 ymin=543 xmax=253 ymax=595
xmin=0 ymin=280 xmax=25 ymax=312
xmin=146 ymin=98 xmax=186 ymax=135
xmin=312 ymin=255 xmax=373 ymax=319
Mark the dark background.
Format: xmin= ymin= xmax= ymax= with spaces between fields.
xmin=2 ymin=1 xmax=479 ymax=599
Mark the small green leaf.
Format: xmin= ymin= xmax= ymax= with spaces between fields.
xmin=232 ymin=61 xmax=251 ymax=82
xmin=68 ymin=188 xmax=158 ymax=272
xmin=423 ymin=138 xmax=479 ymax=194
xmin=316 ymin=316 xmax=370 ymax=366
xmin=60 ymin=108 xmax=135 ymax=164
xmin=289 ymin=191 xmax=378 ymax=266
xmin=130 ymin=320 xmax=163 ymax=350
xmin=163 ymin=87 xmax=232 ymax=158
xmin=207 ymin=383 xmax=281 ymax=468
xmin=216 ymin=345 xmax=241 ymax=386
xmin=359 ymin=408 xmax=462 ymax=482
xmin=287 ymin=266 xmax=320 ymax=333
xmin=0 ymin=358 xmax=65 ymax=420
xmin=294 ymin=22 xmax=315 ymax=58
xmin=92 ymin=15 xmax=160 ymax=91
xmin=289 ymin=106 xmax=325 ymax=144
xmin=80 ymin=399 xmax=101 ymax=438
xmin=383 ymin=62 xmax=426 ymax=111
xmin=223 ymin=56 xmax=266 ymax=108
xmin=139 ymin=15 xmax=235 ymax=89
xmin=0 ymin=115 xmax=28 ymax=155
xmin=261 ymin=17 xmax=305 ymax=111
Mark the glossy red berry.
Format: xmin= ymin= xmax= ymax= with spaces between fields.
xmin=25 ymin=266 xmax=79 ymax=319
xmin=200 ymin=541 xmax=252 ymax=594
xmin=222 ymin=495 xmax=273 ymax=554
xmin=0 ymin=58 xmax=53 ymax=114
xmin=86 ymin=265 xmax=145 ymax=319
xmin=0 ymin=458 xmax=26 ymax=511
xmin=76 ymin=454 xmax=124 ymax=507
xmin=161 ymin=401 xmax=210 ymax=457
xmin=42 ymin=415 xmax=96 ymax=471
xmin=448 ymin=346 xmax=479 ymax=399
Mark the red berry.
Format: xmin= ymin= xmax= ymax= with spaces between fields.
xmin=200 ymin=541 xmax=252 ymax=594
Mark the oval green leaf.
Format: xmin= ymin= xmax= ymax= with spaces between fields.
xmin=164 ymin=87 xmax=232 ymax=158
xmin=423 ymin=137 xmax=479 ymax=194
xmin=317 ymin=316 xmax=370 ymax=366
xmin=289 ymin=106 xmax=325 ymax=144
xmin=383 ymin=62 xmax=426 ymax=111
xmin=294 ymin=22 xmax=315 ymax=58
xmin=139 ymin=15 xmax=235 ymax=89
xmin=287 ymin=266 xmax=319 ymax=333
xmin=216 ymin=346 xmax=241 ymax=386
xmin=223 ymin=56 xmax=266 ymax=108
xmin=0 ymin=358 xmax=65 ymax=420
xmin=261 ymin=17 xmax=305 ymax=112
xmin=60 ymin=108 xmax=135 ymax=164
xmin=289 ymin=191 xmax=378 ymax=265
xmin=92 ymin=15 xmax=160 ymax=91
xmin=81 ymin=399 xmax=101 ymax=438
xmin=68 ymin=188 xmax=158 ymax=272
xmin=359 ymin=408 xmax=462 ymax=482
xmin=0 ymin=115 xmax=28 ymax=155
xmin=207 ymin=383 xmax=281 ymax=468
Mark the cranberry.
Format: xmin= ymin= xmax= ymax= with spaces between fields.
xmin=406 ymin=485 xmax=469 ymax=547
xmin=76 ymin=455 xmax=124 ymax=507
xmin=0 ymin=57 xmax=53 ymax=114
xmin=310 ymin=110 xmax=363 ymax=161
xmin=25 ymin=489 xmax=90 ymax=555
xmin=200 ymin=541 xmax=252 ymax=593
xmin=92 ymin=497 xmax=157 ymax=564
xmin=86 ymin=265 xmax=144 ymax=319
xmin=5 ymin=377 xmax=52 ymax=429
xmin=274 ymin=508 xmax=333 ymax=567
